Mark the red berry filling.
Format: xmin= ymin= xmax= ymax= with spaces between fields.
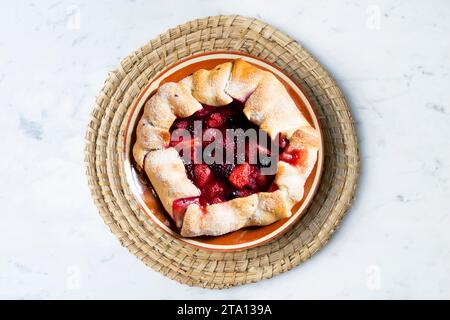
xmin=193 ymin=164 xmax=213 ymax=188
xmin=169 ymin=101 xmax=291 ymax=212
xmin=172 ymin=197 xmax=200 ymax=228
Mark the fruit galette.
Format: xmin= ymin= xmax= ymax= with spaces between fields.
xmin=133 ymin=59 xmax=320 ymax=237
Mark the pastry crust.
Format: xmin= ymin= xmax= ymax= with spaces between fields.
xmin=285 ymin=127 xmax=320 ymax=175
xmin=134 ymin=58 xmax=320 ymax=237
xmin=137 ymin=121 xmax=170 ymax=150
xmin=244 ymin=73 xmax=308 ymax=138
xmin=144 ymin=148 xmax=200 ymax=218
xmin=227 ymin=60 xmax=309 ymax=138
xmin=275 ymin=162 xmax=307 ymax=206
xmin=182 ymin=62 xmax=233 ymax=106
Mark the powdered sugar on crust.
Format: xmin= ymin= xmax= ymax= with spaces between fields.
xmin=227 ymin=60 xmax=312 ymax=139
xmin=275 ymin=162 xmax=307 ymax=205
xmin=144 ymin=148 xmax=200 ymax=217
xmin=225 ymin=58 xmax=266 ymax=102
xmin=185 ymin=62 xmax=233 ymax=106
xmin=133 ymin=82 xmax=202 ymax=168
xmin=181 ymin=194 xmax=259 ymax=237
xmin=181 ymin=190 xmax=292 ymax=237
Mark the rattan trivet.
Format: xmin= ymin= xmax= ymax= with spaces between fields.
xmin=85 ymin=15 xmax=359 ymax=288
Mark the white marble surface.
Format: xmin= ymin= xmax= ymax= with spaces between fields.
xmin=1 ymin=0 xmax=449 ymax=300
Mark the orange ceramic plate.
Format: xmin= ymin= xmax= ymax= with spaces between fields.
xmin=123 ymin=52 xmax=324 ymax=251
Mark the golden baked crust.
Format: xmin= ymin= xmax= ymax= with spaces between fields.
xmin=286 ymin=127 xmax=320 ymax=175
xmin=275 ymin=162 xmax=307 ymax=205
xmin=180 ymin=190 xmax=291 ymax=237
xmin=225 ymin=58 xmax=266 ymax=102
xmin=133 ymin=82 xmax=202 ymax=169
xmin=134 ymin=59 xmax=320 ymax=237
xmin=144 ymin=148 xmax=200 ymax=218
xmin=182 ymin=62 xmax=233 ymax=106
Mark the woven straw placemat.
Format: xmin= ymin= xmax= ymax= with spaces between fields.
xmin=85 ymin=15 xmax=359 ymax=288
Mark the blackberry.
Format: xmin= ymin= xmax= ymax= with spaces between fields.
xmin=209 ymin=163 xmax=235 ymax=180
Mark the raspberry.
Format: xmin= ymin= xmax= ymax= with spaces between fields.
xmin=204 ymin=180 xmax=228 ymax=204
xmin=279 ymin=151 xmax=293 ymax=162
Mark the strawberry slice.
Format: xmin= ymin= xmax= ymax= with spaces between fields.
xmin=203 ymin=180 xmax=228 ymax=204
xmin=228 ymin=163 xmax=257 ymax=189
xmin=172 ymin=197 xmax=200 ymax=229
xmin=193 ymin=164 xmax=213 ymax=188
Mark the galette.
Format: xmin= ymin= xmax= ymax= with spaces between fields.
xmin=133 ymin=58 xmax=320 ymax=237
